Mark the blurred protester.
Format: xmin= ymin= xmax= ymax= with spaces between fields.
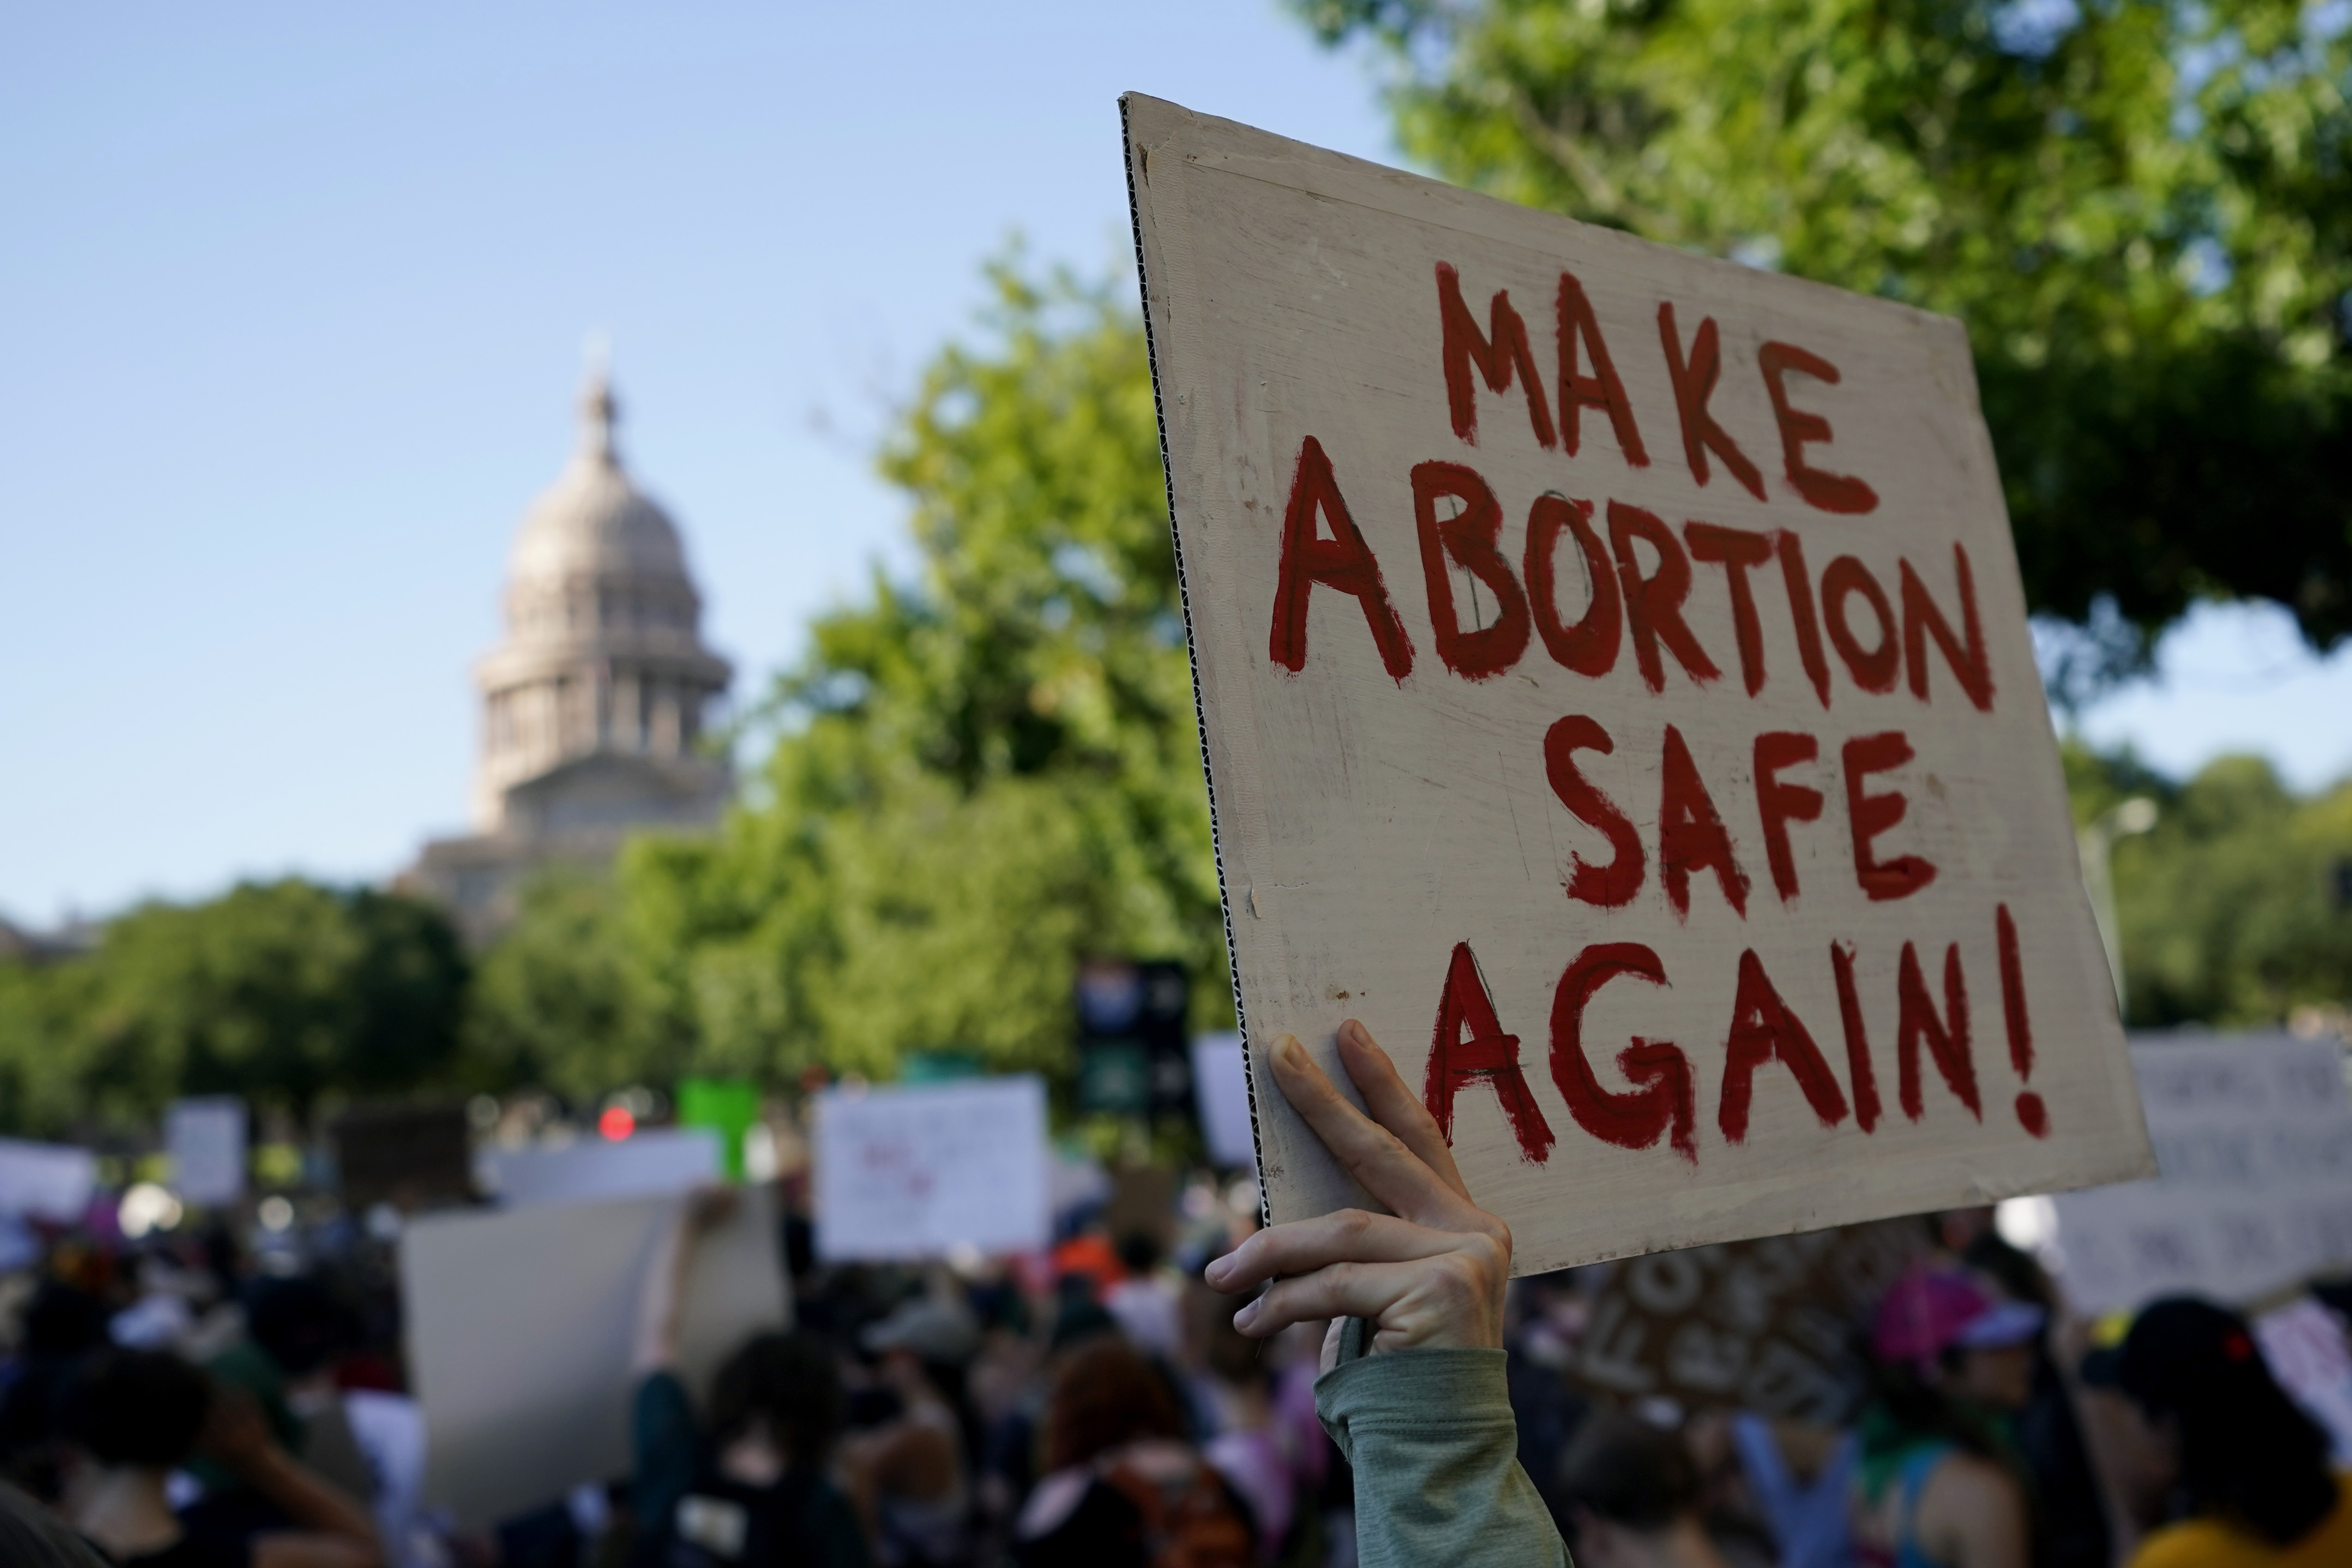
xmin=1206 ymin=1023 xmax=1567 ymax=1565
xmin=1505 ymin=1270 xmax=1595 ymax=1538
xmin=847 ymin=1297 xmax=979 ymax=1566
xmin=1853 ymin=1268 xmax=2033 ymax=1568
xmin=1556 ymin=1411 xmax=1732 ymax=1568
xmin=242 ymin=1279 xmax=373 ymax=1505
xmin=1183 ymin=1269 xmax=1307 ymax=1560
xmin=631 ymin=1192 xmax=868 ymax=1568
xmin=1721 ymin=1415 xmax=1853 ymax=1568
xmin=1011 ymin=1335 xmax=1253 ymax=1567
xmin=0 ymin=1280 xmax=112 ymax=1496
xmin=1106 ymin=1233 xmax=1182 ymax=1359
xmin=2109 ymin=1297 xmax=2352 ymax=1567
xmin=59 ymin=1348 xmax=380 ymax=1568
xmin=962 ymin=1307 xmax=1045 ymax=1561
xmin=1937 ymin=1207 xmax=2114 ymax=1568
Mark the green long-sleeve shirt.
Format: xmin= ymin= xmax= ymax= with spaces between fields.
xmin=1315 ymin=1334 xmax=1570 ymax=1568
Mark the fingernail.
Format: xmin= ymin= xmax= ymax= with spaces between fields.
xmin=1233 ymin=1300 xmax=1259 ymax=1330
xmin=1204 ymin=1256 xmax=1231 ymax=1286
xmin=1273 ymin=1034 xmax=1300 ymax=1067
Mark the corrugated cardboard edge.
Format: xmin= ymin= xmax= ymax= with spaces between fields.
xmin=1123 ymin=93 xmax=1271 ymax=1223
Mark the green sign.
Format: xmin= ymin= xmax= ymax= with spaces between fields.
xmin=677 ymin=1077 xmax=761 ymax=1180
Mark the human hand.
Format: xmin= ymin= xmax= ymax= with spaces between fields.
xmin=685 ymin=1184 xmax=740 ymax=1236
xmin=1203 ymin=1021 xmax=1511 ymax=1367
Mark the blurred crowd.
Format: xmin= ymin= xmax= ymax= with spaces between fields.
xmin=0 ymin=1177 xmax=2345 ymax=1568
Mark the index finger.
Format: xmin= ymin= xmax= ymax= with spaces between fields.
xmin=1267 ymin=1033 xmax=1482 ymax=1230
xmin=1335 ymin=1019 xmax=1472 ymax=1205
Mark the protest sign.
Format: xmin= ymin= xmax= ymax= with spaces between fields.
xmin=2045 ymin=1033 xmax=2352 ymax=1316
xmin=1122 ymin=96 xmax=2153 ymax=1272
xmin=403 ymin=1184 xmax=788 ymax=1527
xmin=814 ymin=1077 xmax=1049 ymax=1262
xmin=482 ymin=1126 xmax=722 ymax=1209
xmin=166 ymin=1097 xmax=246 ymax=1208
xmin=1191 ymin=1032 xmax=1258 ymax=1169
xmin=330 ymin=1102 xmax=473 ymax=1212
xmin=678 ymin=1078 xmax=761 ymax=1180
xmin=2255 ymin=1295 xmax=2352 ymax=1465
xmin=0 ymin=1138 xmax=98 ymax=1222
xmin=1571 ymin=1219 xmax=1925 ymax=1422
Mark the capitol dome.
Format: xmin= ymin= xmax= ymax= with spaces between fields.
xmin=404 ymin=361 xmax=737 ymax=943
xmin=508 ymin=376 xmax=691 ymax=583
xmin=466 ymin=366 xmax=733 ymax=835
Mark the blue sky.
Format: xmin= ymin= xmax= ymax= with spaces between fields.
xmin=4 ymin=3 xmax=2347 ymax=925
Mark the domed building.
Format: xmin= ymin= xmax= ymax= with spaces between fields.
xmin=404 ymin=367 xmax=733 ymax=941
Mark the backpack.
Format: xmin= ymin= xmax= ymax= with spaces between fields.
xmin=1098 ymin=1454 xmax=1255 ymax=1568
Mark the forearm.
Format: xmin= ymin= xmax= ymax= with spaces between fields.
xmin=633 ymin=1201 xmax=693 ymax=1374
xmin=1315 ymin=1342 xmax=1567 ymax=1568
xmin=241 ymin=1449 xmax=381 ymax=1552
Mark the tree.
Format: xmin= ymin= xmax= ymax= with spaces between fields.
xmin=0 ymin=879 xmax=469 ymax=1130
xmin=1300 ymin=0 xmax=2352 ymax=686
xmin=2065 ymin=741 xmax=2352 ymax=1026
xmin=621 ymin=260 xmax=1226 ymax=1085
xmin=463 ymin=867 xmax=667 ymax=1102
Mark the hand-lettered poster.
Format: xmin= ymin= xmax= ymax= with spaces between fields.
xmin=1122 ymin=95 xmax=2154 ymax=1271
xmin=2046 ymin=1033 xmax=2352 ymax=1316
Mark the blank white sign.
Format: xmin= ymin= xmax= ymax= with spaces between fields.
xmin=1191 ymin=1033 xmax=1257 ymax=1169
xmin=167 ymin=1097 xmax=246 ymax=1208
xmin=0 ymin=1139 xmax=96 ymax=1222
xmin=482 ymin=1127 xmax=722 ymax=1209
xmin=814 ymin=1077 xmax=1049 ymax=1262
xmin=402 ymin=1185 xmax=788 ymax=1527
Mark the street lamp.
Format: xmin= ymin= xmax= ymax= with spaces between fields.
xmin=2079 ymin=796 xmax=2158 ymax=1013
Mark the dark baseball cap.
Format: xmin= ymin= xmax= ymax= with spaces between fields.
xmin=2098 ymin=1297 xmax=2265 ymax=1410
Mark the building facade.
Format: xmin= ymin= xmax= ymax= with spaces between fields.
xmin=404 ymin=369 xmax=732 ymax=941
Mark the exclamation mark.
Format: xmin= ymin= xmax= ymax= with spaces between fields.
xmin=1997 ymin=904 xmax=2047 ymax=1136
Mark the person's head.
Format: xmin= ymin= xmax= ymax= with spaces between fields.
xmin=20 ymin=1284 xmax=108 ymax=1361
xmin=247 ymin=1275 xmax=358 ymax=1382
xmin=706 ymin=1331 xmax=846 ymax=1469
xmin=1115 ymin=1231 xmax=1162 ymax=1277
xmin=1556 ymin=1412 xmax=1704 ymax=1568
xmin=860 ymin=1296 xmax=979 ymax=1403
xmin=2112 ymin=1297 xmax=2335 ymax=1547
xmin=1041 ymin=1337 xmax=1185 ymax=1471
xmin=62 ymin=1351 xmax=211 ymax=1472
xmin=1873 ymin=1267 xmax=2042 ymax=1413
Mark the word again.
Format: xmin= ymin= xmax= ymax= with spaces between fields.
xmin=1420 ymin=903 xmax=2050 ymax=1168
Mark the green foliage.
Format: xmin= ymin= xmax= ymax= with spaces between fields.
xmin=2064 ymin=740 xmax=2352 ymax=1026
xmin=0 ymin=879 xmax=469 ymax=1132
xmin=462 ymin=868 xmax=668 ymax=1102
xmin=1299 ymin=0 xmax=2352 ymax=679
xmin=615 ymin=260 xmax=1226 ymax=1087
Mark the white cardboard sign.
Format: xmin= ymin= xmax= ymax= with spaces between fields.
xmin=0 ymin=1139 xmax=98 ymax=1222
xmin=1191 ymin=1032 xmax=1258 ymax=1170
xmin=2045 ymin=1034 xmax=2352 ymax=1316
xmin=402 ymin=1185 xmax=788 ymax=1527
xmin=481 ymin=1126 xmax=722 ymax=1209
xmin=167 ymin=1097 xmax=247 ymax=1208
xmin=814 ymin=1077 xmax=1049 ymax=1262
xmin=1124 ymin=96 xmax=2153 ymax=1273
